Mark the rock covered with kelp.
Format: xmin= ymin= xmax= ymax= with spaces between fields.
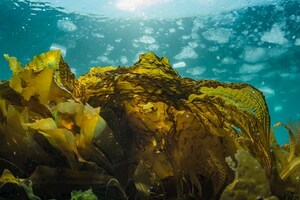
xmin=0 ymin=50 xmax=299 ymax=199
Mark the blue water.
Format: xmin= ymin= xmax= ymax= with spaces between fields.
xmin=0 ymin=0 xmax=299 ymax=144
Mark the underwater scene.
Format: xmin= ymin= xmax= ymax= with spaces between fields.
xmin=0 ymin=0 xmax=300 ymax=199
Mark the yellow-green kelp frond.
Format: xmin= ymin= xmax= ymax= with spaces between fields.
xmin=197 ymin=80 xmax=272 ymax=176
xmin=3 ymin=50 xmax=84 ymax=104
xmin=78 ymin=66 xmax=117 ymax=87
xmin=3 ymin=54 xmax=23 ymax=74
xmin=273 ymin=122 xmax=300 ymax=184
xmin=24 ymin=50 xmax=62 ymax=72
xmin=131 ymin=52 xmax=180 ymax=80
xmin=198 ymin=80 xmax=270 ymax=139
xmin=274 ymin=122 xmax=296 ymax=163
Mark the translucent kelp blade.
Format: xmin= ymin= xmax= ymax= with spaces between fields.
xmin=3 ymin=54 xmax=23 ymax=74
xmin=274 ymin=122 xmax=296 ymax=163
xmin=24 ymin=50 xmax=62 ymax=72
xmin=53 ymin=102 xmax=113 ymax=171
xmin=4 ymin=50 xmax=84 ymax=104
xmin=24 ymin=50 xmax=84 ymax=99
xmin=26 ymin=118 xmax=80 ymax=168
xmin=8 ymin=65 xmax=71 ymax=104
xmin=279 ymin=157 xmax=300 ymax=180
xmin=273 ymin=122 xmax=300 ymax=181
xmin=196 ymin=81 xmax=272 ymax=176
xmin=198 ymin=81 xmax=270 ymax=142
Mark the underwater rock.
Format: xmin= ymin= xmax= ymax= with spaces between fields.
xmin=220 ymin=149 xmax=276 ymax=200
xmin=0 ymin=50 xmax=299 ymax=199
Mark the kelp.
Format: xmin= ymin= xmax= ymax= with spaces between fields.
xmin=78 ymin=52 xmax=274 ymax=198
xmin=270 ymin=122 xmax=300 ymax=196
xmin=70 ymin=189 xmax=98 ymax=200
xmin=0 ymin=50 xmax=300 ymax=199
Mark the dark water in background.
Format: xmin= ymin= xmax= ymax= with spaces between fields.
xmin=0 ymin=0 xmax=299 ymax=144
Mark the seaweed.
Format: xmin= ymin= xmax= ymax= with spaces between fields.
xmin=0 ymin=50 xmax=300 ymax=199
xmin=70 ymin=189 xmax=98 ymax=200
